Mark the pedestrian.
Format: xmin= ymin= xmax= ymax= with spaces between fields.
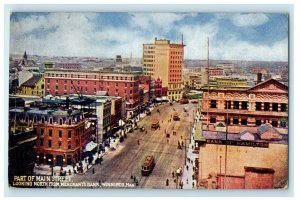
xmin=172 ymin=171 xmax=175 ymax=178
xmin=166 ymin=179 xmax=169 ymax=186
xmin=186 ymin=165 xmax=189 ymax=171
xmin=192 ymin=182 xmax=195 ymax=188
xmin=92 ymin=168 xmax=95 ymax=174
xmin=186 ymin=179 xmax=188 ymax=184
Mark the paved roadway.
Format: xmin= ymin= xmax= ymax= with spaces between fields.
xmin=71 ymin=102 xmax=198 ymax=189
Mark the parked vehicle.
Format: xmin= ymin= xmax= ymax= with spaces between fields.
xmin=141 ymin=155 xmax=155 ymax=176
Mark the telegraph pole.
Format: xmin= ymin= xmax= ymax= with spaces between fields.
xmin=206 ymin=37 xmax=210 ymax=128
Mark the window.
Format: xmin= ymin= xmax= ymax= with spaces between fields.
xmin=281 ymin=120 xmax=287 ymax=128
xmin=116 ymin=83 xmax=118 ymax=87
xmin=41 ymin=128 xmax=44 ymax=136
xmin=242 ymin=101 xmax=247 ymax=110
xmin=241 ymin=119 xmax=247 ymax=125
xmin=48 ymin=140 xmax=52 ymax=148
xmin=210 ymin=117 xmax=216 ymax=123
xmin=68 ymin=131 xmax=72 ymax=138
xmin=68 ymin=141 xmax=71 ymax=149
xmin=256 ymin=120 xmax=261 ymax=126
xmin=40 ymin=139 xmax=43 ymax=146
xmin=58 ymin=141 xmax=62 ymax=148
xmin=256 ymin=102 xmax=262 ymax=111
xmin=272 ymin=121 xmax=278 ymax=127
xmin=233 ymin=101 xmax=239 ymax=109
xmin=225 ymin=101 xmax=231 ymax=109
xmin=264 ymin=103 xmax=270 ymax=111
xmin=49 ymin=129 xmax=52 ymax=137
xmin=281 ymin=104 xmax=287 ymax=112
xmin=125 ymin=83 xmax=127 ymax=87
xmin=225 ymin=118 xmax=230 ymax=125
xmin=59 ymin=118 xmax=63 ymax=125
xmin=59 ymin=130 xmax=62 ymax=138
xmin=272 ymin=103 xmax=278 ymax=111
xmin=210 ymin=100 xmax=217 ymax=108
xmin=233 ymin=118 xmax=239 ymax=125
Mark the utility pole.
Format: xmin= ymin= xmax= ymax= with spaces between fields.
xmin=224 ymin=101 xmax=229 ymax=189
xmin=206 ymin=37 xmax=210 ymax=129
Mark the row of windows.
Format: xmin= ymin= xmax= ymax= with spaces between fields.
xmin=171 ymin=51 xmax=182 ymax=55
xmin=170 ymin=60 xmax=182 ymax=64
xmin=40 ymin=139 xmax=73 ymax=149
xmin=143 ymin=55 xmax=155 ymax=58
xmin=211 ymin=100 xmax=287 ymax=112
xmin=170 ymin=74 xmax=181 ymax=78
xmin=170 ymin=56 xmax=182 ymax=59
xmin=210 ymin=117 xmax=287 ymax=128
xmin=143 ymin=59 xmax=154 ymax=62
xmin=46 ymin=74 xmax=134 ymax=81
xmin=170 ymin=70 xmax=182 ymax=73
xmin=40 ymin=129 xmax=80 ymax=138
xmin=144 ymin=51 xmax=155 ymax=54
xmin=169 ymin=79 xmax=182 ymax=82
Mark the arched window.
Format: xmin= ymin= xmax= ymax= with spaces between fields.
xmin=49 ymin=118 xmax=53 ymax=125
xmin=59 ymin=118 xmax=63 ymax=125
xmin=41 ymin=117 xmax=45 ymax=124
xmin=68 ymin=119 xmax=72 ymax=125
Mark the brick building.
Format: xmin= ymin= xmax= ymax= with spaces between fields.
xmin=201 ymin=78 xmax=288 ymax=134
xmin=44 ymin=69 xmax=141 ymax=116
xmin=9 ymin=105 xmax=95 ymax=166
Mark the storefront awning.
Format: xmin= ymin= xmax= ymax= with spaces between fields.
xmin=84 ymin=141 xmax=97 ymax=152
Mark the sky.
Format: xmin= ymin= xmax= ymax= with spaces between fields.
xmin=10 ymin=12 xmax=288 ymax=61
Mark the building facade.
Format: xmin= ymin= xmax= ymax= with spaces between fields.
xmin=17 ymin=75 xmax=44 ymax=97
xmin=201 ymin=79 xmax=288 ymax=134
xmin=142 ymin=38 xmax=185 ymax=101
xmin=44 ymin=69 xmax=140 ymax=115
xmin=9 ymin=107 xmax=95 ymax=166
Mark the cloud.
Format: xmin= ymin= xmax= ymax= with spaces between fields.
xmin=178 ymin=22 xmax=219 ymax=59
xmin=212 ymin=37 xmax=288 ymax=61
xmin=10 ymin=13 xmax=287 ymax=61
xmin=230 ymin=13 xmax=269 ymax=27
xmin=130 ymin=13 xmax=188 ymax=32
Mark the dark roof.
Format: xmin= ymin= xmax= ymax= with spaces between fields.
xmin=257 ymin=123 xmax=272 ymax=135
xmin=248 ymin=78 xmax=288 ymax=91
xmin=244 ymin=166 xmax=275 ymax=174
xmin=216 ymin=122 xmax=226 ymax=127
xmin=239 ymin=130 xmax=260 ymax=140
xmin=21 ymin=75 xmax=42 ymax=87
xmin=201 ymin=130 xmax=288 ymax=144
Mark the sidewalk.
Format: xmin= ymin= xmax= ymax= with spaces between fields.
xmin=33 ymin=107 xmax=156 ymax=176
xmin=181 ymin=110 xmax=201 ymax=189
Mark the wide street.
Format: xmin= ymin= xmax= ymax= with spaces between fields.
xmin=71 ymin=101 xmax=198 ymax=189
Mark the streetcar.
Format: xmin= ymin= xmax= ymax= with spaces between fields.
xmin=151 ymin=119 xmax=160 ymax=129
xmin=141 ymin=155 xmax=155 ymax=176
xmin=173 ymin=112 xmax=180 ymax=121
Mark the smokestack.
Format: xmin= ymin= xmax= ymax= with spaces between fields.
xmin=257 ymin=73 xmax=262 ymax=84
xmin=181 ymin=34 xmax=183 ymax=45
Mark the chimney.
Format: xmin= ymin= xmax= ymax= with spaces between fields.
xmin=181 ymin=34 xmax=183 ymax=45
xmin=257 ymin=73 xmax=262 ymax=84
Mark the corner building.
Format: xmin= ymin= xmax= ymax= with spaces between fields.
xmin=143 ymin=38 xmax=185 ymax=101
